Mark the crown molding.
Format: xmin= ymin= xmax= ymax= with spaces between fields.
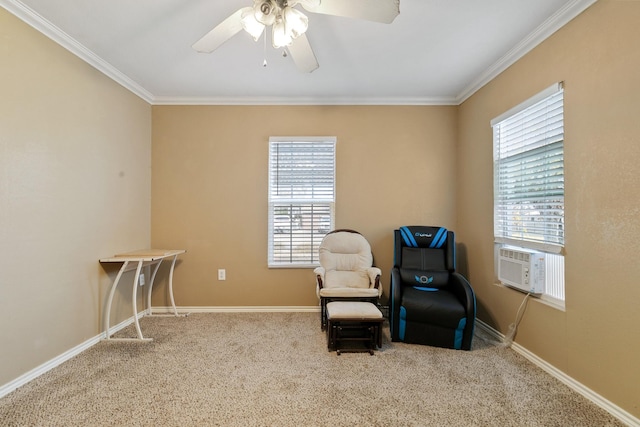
xmin=3 ymin=0 xmax=597 ymax=107
xmin=151 ymin=95 xmax=459 ymax=106
xmin=0 ymin=0 xmax=154 ymax=103
xmin=0 ymin=0 xmax=455 ymax=107
xmin=455 ymin=0 xmax=598 ymax=104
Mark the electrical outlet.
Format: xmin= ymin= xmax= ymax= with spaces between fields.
xmin=218 ymin=269 xmax=226 ymax=281
xmin=138 ymin=274 xmax=145 ymax=286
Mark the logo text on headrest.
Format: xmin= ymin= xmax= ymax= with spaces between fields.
xmin=415 ymin=275 xmax=433 ymax=284
xmin=414 ymin=233 xmax=433 ymax=238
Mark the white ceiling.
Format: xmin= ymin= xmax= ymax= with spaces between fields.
xmin=2 ymin=0 xmax=596 ymax=105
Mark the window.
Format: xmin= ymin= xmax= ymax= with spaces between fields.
xmin=268 ymin=137 xmax=335 ymax=267
xmin=492 ymin=83 xmax=565 ymax=305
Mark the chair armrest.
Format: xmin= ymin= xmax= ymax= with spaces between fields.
xmin=314 ymin=267 xmax=325 ymax=297
xmin=449 ymin=272 xmax=475 ymax=313
xmin=449 ymin=272 xmax=476 ymax=350
xmin=390 ymin=267 xmax=403 ymax=339
xmin=366 ymin=267 xmax=382 ymax=294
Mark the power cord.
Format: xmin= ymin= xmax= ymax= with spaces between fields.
xmin=504 ymin=292 xmax=531 ymax=348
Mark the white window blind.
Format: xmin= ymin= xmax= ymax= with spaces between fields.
xmin=268 ymin=137 xmax=335 ymax=267
xmin=492 ymin=83 xmax=565 ymax=253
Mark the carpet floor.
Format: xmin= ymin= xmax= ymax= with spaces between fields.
xmin=0 ymin=312 xmax=624 ymax=426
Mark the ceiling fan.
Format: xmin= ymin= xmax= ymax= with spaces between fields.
xmin=192 ymin=0 xmax=400 ymax=73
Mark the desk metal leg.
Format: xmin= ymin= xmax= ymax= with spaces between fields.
xmin=167 ymin=254 xmax=179 ymax=316
xmin=104 ymin=260 xmax=152 ymax=342
xmin=104 ymin=260 xmax=129 ymax=340
xmin=146 ymin=255 xmax=189 ymax=318
xmin=146 ymin=260 xmax=163 ymax=316
xmin=130 ymin=261 xmax=150 ymax=341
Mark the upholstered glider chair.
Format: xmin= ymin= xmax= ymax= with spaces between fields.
xmin=314 ymin=229 xmax=382 ymax=330
xmin=390 ymin=226 xmax=476 ymax=350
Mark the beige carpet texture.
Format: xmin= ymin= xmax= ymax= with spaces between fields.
xmin=0 ymin=312 xmax=624 ymax=426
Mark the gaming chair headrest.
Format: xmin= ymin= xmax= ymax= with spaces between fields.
xmin=399 ymin=226 xmax=448 ymax=249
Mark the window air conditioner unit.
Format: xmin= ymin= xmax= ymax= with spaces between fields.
xmin=498 ymin=248 xmax=545 ymax=295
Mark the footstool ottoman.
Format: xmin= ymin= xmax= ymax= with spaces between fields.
xmin=326 ymin=301 xmax=383 ymax=355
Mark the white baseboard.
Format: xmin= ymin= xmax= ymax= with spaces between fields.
xmin=0 ymin=312 xmax=142 ymax=399
xmin=475 ymin=319 xmax=639 ymax=427
xmin=0 ymin=307 xmax=318 ymax=399
xmin=151 ymin=305 xmax=321 ymax=314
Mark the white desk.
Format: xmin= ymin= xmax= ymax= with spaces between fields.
xmin=99 ymin=249 xmax=186 ymax=341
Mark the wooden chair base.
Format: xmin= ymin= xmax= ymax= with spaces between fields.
xmin=326 ymin=302 xmax=383 ymax=355
xmin=320 ymin=296 xmax=378 ymax=331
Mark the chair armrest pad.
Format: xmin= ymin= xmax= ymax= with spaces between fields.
xmin=390 ymin=267 xmax=403 ymax=339
xmin=366 ymin=267 xmax=382 ymax=294
xmin=314 ymin=267 xmax=325 ymax=297
xmin=450 ymin=272 xmax=476 ymax=315
xmin=366 ymin=267 xmax=382 ymax=281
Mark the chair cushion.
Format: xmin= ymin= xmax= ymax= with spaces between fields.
xmin=401 ymin=287 xmax=465 ymax=329
xmin=326 ymin=301 xmax=383 ymax=320
xmin=324 ymin=270 xmax=370 ymax=289
xmin=401 ymin=247 xmax=446 ymax=270
xmin=319 ymin=231 xmax=373 ymax=273
xmin=319 ymin=287 xmax=380 ymax=298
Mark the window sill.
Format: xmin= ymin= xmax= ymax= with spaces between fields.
xmin=494 ymin=282 xmax=566 ymax=312
xmin=539 ymin=294 xmax=565 ymax=311
xmin=268 ymin=264 xmax=319 ymax=269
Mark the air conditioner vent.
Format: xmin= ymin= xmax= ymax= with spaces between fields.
xmin=498 ymin=248 xmax=545 ymax=295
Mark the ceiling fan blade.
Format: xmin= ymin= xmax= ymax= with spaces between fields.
xmin=299 ymin=0 xmax=400 ymax=24
xmin=192 ymin=8 xmax=249 ymax=53
xmin=287 ymin=33 xmax=319 ymax=73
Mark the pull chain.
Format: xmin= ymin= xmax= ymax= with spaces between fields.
xmin=263 ymin=31 xmax=267 ymax=67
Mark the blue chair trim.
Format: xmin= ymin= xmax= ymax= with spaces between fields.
xmin=413 ymin=286 xmax=438 ymax=292
xmin=390 ymin=282 xmax=396 ymax=337
xmin=470 ymin=289 xmax=477 ymax=346
xmin=431 ymin=227 xmax=447 ymax=248
xmin=400 ymin=226 xmax=448 ymax=248
xmin=454 ymin=318 xmax=467 ymax=350
xmin=399 ymin=306 xmax=407 ymax=340
xmin=400 ymin=226 xmax=418 ymax=247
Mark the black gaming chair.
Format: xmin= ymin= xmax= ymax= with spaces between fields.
xmin=390 ymin=226 xmax=476 ymax=350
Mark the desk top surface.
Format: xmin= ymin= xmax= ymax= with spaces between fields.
xmin=100 ymin=249 xmax=185 ymax=263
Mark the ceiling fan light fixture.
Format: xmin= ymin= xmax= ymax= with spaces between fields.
xmin=240 ymin=7 xmax=266 ymax=40
xmin=283 ymin=6 xmax=309 ymax=38
xmin=193 ymin=0 xmax=399 ymax=73
xmin=253 ymin=0 xmax=277 ymax=26
xmin=272 ymin=17 xmax=293 ymax=48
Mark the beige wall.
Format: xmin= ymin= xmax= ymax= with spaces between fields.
xmin=0 ymin=9 xmax=152 ymax=385
xmin=457 ymin=0 xmax=640 ymax=418
xmin=151 ymin=105 xmax=458 ymax=307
